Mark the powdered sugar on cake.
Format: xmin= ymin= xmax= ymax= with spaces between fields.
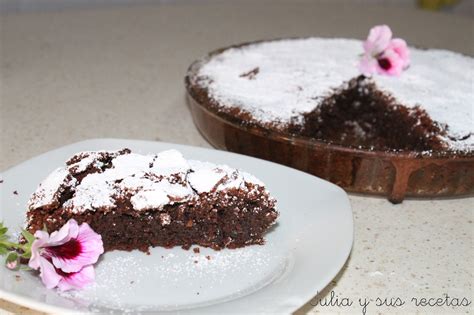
xmin=28 ymin=149 xmax=267 ymax=214
xmin=27 ymin=168 xmax=76 ymax=209
xmin=192 ymin=38 xmax=473 ymax=150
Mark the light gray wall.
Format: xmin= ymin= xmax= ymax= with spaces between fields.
xmin=0 ymin=0 xmax=471 ymax=16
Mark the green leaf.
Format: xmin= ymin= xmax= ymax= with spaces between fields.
xmin=0 ymin=227 xmax=7 ymax=236
xmin=21 ymin=251 xmax=31 ymax=259
xmin=0 ymin=222 xmax=6 ymax=232
xmin=0 ymin=222 xmax=10 ymax=243
xmin=21 ymin=229 xmax=35 ymax=245
xmin=5 ymin=251 xmax=18 ymax=263
xmin=0 ymin=246 xmax=8 ymax=256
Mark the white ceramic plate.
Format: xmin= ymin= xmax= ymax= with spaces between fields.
xmin=0 ymin=139 xmax=353 ymax=314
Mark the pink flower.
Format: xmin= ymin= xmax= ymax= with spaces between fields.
xmin=36 ymin=255 xmax=95 ymax=291
xmin=359 ymin=25 xmax=410 ymax=76
xmin=363 ymin=24 xmax=392 ymax=55
xmin=28 ymin=219 xmax=103 ymax=291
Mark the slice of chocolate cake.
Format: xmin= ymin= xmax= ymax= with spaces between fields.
xmin=26 ymin=149 xmax=278 ymax=252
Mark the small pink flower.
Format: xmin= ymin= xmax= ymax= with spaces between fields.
xmin=359 ymin=25 xmax=410 ymax=76
xmin=6 ymin=260 xmax=18 ymax=270
xmin=29 ymin=219 xmax=103 ymax=291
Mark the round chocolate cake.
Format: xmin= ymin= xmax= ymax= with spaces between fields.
xmin=185 ymin=38 xmax=473 ymax=202
xmin=187 ymin=38 xmax=472 ymax=154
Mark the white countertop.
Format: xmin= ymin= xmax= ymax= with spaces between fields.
xmin=1 ymin=1 xmax=473 ymax=313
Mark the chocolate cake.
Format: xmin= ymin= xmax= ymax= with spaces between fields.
xmin=186 ymin=38 xmax=473 ymax=156
xmin=25 ymin=149 xmax=278 ymax=252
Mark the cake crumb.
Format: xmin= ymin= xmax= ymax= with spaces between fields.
xmin=15 ymin=275 xmax=21 ymax=281
xmin=130 ymin=281 xmax=134 ymax=284
xmin=13 ymin=190 xmax=18 ymax=195
xmin=0 ymin=180 xmax=3 ymax=184
xmin=194 ymin=260 xmax=198 ymax=264
xmin=193 ymin=247 xmax=200 ymax=254
xmin=206 ymin=255 xmax=211 ymax=260
xmin=239 ymin=67 xmax=260 ymax=80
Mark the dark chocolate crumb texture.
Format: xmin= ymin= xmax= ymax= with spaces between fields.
xmin=26 ymin=149 xmax=278 ymax=252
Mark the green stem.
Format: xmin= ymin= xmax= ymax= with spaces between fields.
xmin=1 ymin=241 xmax=28 ymax=252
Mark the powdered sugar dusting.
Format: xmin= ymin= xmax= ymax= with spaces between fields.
xmin=241 ymin=171 xmax=265 ymax=187
xmin=59 ymin=244 xmax=286 ymax=312
xmin=112 ymin=153 xmax=154 ymax=175
xmin=29 ymin=149 xmax=267 ymax=214
xmin=151 ymin=149 xmax=190 ymax=176
xmin=193 ymin=38 xmax=473 ymax=150
xmin=27 ymin=167 xmax=74 ymax=209
xmin=129 ymin=180 xmax=193 ymax=211
xmin=129 ymin=189 xmax=170 ymax=211
xmin=187 ymin=168 xmax=226 ymax=193
xmin=65 ymin=173 xmax=116 ymax=213
xmin=188 ymin=160 xmax=248 ymax=192
xmin=68 ymin=151 xmax=109 ymax=173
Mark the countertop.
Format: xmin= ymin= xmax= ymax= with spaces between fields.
xmin=0 ymin=1 xmax=473 ymax=313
